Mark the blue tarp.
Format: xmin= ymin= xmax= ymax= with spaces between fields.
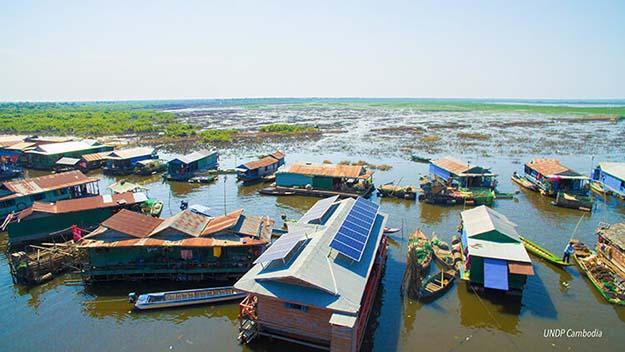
xmin=484 ymin=258 xmax=508 ymax=291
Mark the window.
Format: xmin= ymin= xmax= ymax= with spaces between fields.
xmin=284 ymin=302 xmax=308 ymax=312
xmin=32 ymin=193 xmax=45 ymax=201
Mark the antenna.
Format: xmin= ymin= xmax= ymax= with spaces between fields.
xmin=223 ymin=174 xmax=227 ymax=215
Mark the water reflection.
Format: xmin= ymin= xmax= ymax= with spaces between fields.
xmin=457 ymin=283 xmax=521 ymax=334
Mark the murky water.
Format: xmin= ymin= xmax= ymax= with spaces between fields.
xmin=1 ymin=105 xmax=625 ymax=351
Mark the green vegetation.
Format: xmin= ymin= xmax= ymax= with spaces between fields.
xmin=259 ymin=123 xmax=319 ymax=134
xmin=199 ymin=129 xmax=239 ymax=143
xmin=165 ymin=123 xmax=196 ymax=137
xmin=0 ymin=102 xmax=175 ymax=136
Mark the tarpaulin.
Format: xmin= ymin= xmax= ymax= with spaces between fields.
xmin=484 ymin=258 xmax=508 ymax=290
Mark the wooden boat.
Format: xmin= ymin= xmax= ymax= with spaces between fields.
xmin=259 ymin=187 xmax=296 ymax=196
xmin=129 ymin=286 xmax=246 ymax=310
xmin=400 ymin=230 xmax=433 ymax=299
xmin=590 ymin=181 xmax=610 ymax=196
xmin=520 ymin=236 xmax=572 ymax=267
xmin=188 ymin=175 xmax=217 ymax=184
xmin=511 ymin=173 xmax=538 ymax=191
xmin=135 ymin=159 xmax=167 ymax=176
xmin=411 ymin=155 xmax=431 ymax=163
xmin=377 ymin=183 xmax=417 ymax=200
xmin=383 ymin=227 xmax=401 ymax=234
xmin=552 ymin=192 xmax=593 ymax=212
xmin=419 ymin=270 xmax=456 ymax=301
xmin=572 ymin=240 xmax=625 ymax=305
xmin=431 ymin=235 xmax=454 ymax=269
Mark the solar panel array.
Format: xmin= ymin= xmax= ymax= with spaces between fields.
xmin=329 ymin=197 xmax=379 ymax=262
xmin=253 ymin=225 xmax=312 ymax=264
xmin=297 ymin=195 xmax=339 ymax=224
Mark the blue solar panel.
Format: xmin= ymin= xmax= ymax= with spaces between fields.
xmin=330 ymin=197 xmax=379 ymax=262
xmin=253 ymin=225 xmax=313 ymax=264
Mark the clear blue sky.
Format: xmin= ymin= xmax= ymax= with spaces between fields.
xmin=1 ymin=0 xmax=624 ymax=101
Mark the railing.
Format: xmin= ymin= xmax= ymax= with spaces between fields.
xmin=239 ymin=294 xmax=258 ymax=320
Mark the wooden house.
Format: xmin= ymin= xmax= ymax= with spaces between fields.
xmin=597 ymin=223 xmax=625 ymax=277
xmin=429 ymin=157 xmax=497 ymax=189
xmin=0 ymin=171 xmax=100 ymax=218
xmin=459 ymin=206 xmax=534 ymax=293
xmin=236 ymin=151 xmax=285 ymax=182
xmin=3 ymin=192 xmax=149 ymax=245
xmin=524 ymin=159 xmax=589 ymax=196
xmin=24 ymin=140 xmax=113 ymax=170
xmin=104 ymin=147 xmax=158 ymax=175
xmin=79 ymin=151 xmax=112 ymax=171
xmin=53 ymin=157 xmax=81 ymax=173
xmin=235 ymin=196 xmax=388 ymax=351
xmin=273 ymin=162 xmax=374 ymax=198
xmin=79 ymin=207 xmax=273 ymax=282
xmin=166 ymin=150 xmax=218 ymax=181
xmin=592 ymin=162 xmax=625 ymax=199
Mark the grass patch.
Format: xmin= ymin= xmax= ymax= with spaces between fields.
xmin=456 ymin=132 xmax=490 ymax=140
xmin=165 ymin=123 xmax=196 ymax=137
xmin=259 ymin=123 xmax=319 ymax=134
xmin=199 ymin=129 xmax=239 ymax=143
xmin=421 ymin=135 xmax=441 ymax=143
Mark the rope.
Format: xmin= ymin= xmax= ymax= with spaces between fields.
xmin=568 ymin=213 xmax=585 ymax=243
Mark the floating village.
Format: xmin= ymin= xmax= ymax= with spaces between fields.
xmin=1 ymin=134 xmax=625 ymax=351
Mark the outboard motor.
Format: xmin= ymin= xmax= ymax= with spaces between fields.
xmin=180 ymin=200 xmax=189 ymax=210
xmin=128 ymin=292 xmax=138 ymax=303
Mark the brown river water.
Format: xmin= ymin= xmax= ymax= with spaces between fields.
xmin=1 ymin=105 xmax=624 ymax=352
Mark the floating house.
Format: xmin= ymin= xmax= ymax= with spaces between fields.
xmin=53 ymin=157 xmax=81 ymax=173
xmin=237 ymin=151 xmax=285 ymax=182
xmin=523 ymin=159 xmax=588 ymax=196
xmin=80 ymin=151 xmax=112 ymax=171
xmin=235 ymin=197 xmax=388 ymax=351
xmin=166 ymin=150 xmax=218 ymax=181
xmin=79 ymin=207 xmax=273 ymax=282
xmin=0 ymin=171 xmax=100 ymax=218
xmin=23 ymin=140 xmax=113 ymax=170
xmin=459 ymin=206 xmax=534 ymax=293
xmin=4 ymin=192 xmax=149 ymax=245
xmin=271 ymin=162 xmax=374 ymax=198
xmin=104 ymin=147 xmax=158 ymax=175
xmin=597 ymin=223 xmax=625 ymax=278
xmin=592 ymin=162 xmax=625 ymax=199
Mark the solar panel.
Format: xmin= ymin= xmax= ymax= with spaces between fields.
xmin=253 ymin=224 xmax=315 ymax=264
xmin=329 ymin=197 xmax=379 ymax=262
xmin=297 ymin=195 xmax=339 ymax=224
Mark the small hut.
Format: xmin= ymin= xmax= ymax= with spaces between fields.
xmin=166 ymin=150 xmax=218 ymax=181
xmin=236 ymin=151 xmax=285 ymax=182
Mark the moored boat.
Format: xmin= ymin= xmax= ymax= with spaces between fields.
xmin=572 ymin=240 xmax=625 ymax=305
xmin=511 ymin=172 xmax=537 ymax=191
xmin=129 ymin=286 xmax=246 ymax=310
xmin=400 ymin=230 xmax=432 ymax=298
xmin=419 ymin=270 xmax=456 ymax=302
xmin=431 ymin=235 xmax=454 ymax=269
xmin=258 ymin=187 xmax=296 ymax=196
xmin=520 ymin=236 xmax=572 ymax=267
xmin=383 ymin=226 xmax=401 ymax=234
xmin=590 ymin=181 xmax=610 ymax=196
xmin=188 ymin=175 xmax=217 ymax=184
xmin=552 ymin=192 xmax=593 ymax=212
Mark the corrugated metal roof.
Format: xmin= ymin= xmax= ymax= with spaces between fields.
xmin=101 ymin=209 xmax=164 ymax=238
xmin=431 ymin=157 xmax=471 ymax=175
xmin=598 ymin=223 xmax=625 ymax=252
xmin=235 ymin=197 xmax=388 ymax=314
xmin=1 ymin=170 xmax=98 ymax=197
xmin=598 ymin=162 xmax=625 ymax=181
xmin=56 ymin=157 xmax=81 ymax=166
xmin=107 ymin=180 xmax=148 ymax=194
xmin=526 ymin=159 xmax=572 ymax=177
xmin=508 ymin=261 xmax=534 ymax=275
xmin=24 ymin=192 xmax=146 ymax=217
xmin=81 ymin=151 xmax=111 ymax=162
xmin=279 ymin=162 xmax=366 ymax=178
xmin=28 ymin=141 xmax=102 ymax=155
xmin=270 ymin=150 xmax=285 ymax=160
xmin=242 ymin=155 xmax=281 ymax=170
xmin=172 ymin=150 xmax=216 ymax=164
xmin=80 ymin=235 xmax=267 ymax=248
xmin=201 ymin=209 xmax=243 ymax=236
xmin=106 ymin=147 xmax=155 ymax=160
xmin=5 ymin=141 xmax=36 ymax=151
xmin=461 ymin=205 xmax=520 ymax=241
xmin=467 ymin=238 xmax=531 ymax=263
xmin=152 ymin=209 xmax=211 ymax=237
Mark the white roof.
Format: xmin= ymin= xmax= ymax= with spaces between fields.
xmin=461 ymin=205 xmax=520 ymax=241
xmin=599 ymin=162 xmax=625 ymax=181
xmin=174 ymin=150 xmax=216 ymax=164
xmin=28 ymin=141 xmax=101 ymax=155
xmin=107 ymin=147 xmax=155 ymax=160
xmin=467 ymin=238 xmax=531 ymax=263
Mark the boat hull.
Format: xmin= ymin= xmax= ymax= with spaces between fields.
xmin=135 ymin=293 xmax=247 ymax=310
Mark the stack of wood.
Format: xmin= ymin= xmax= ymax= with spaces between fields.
xmin=9 ymin=241 xmax=82 ymax=286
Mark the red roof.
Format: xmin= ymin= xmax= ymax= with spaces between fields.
xmin=80 ymin=236 xmax=267 ymax=248
xmin=1 ymin=171 xmax=99 ymax=199
xmin=201 ymin=209 xmax=243 ymax=236
xmin=24 ymin=192 xmax=144 ymax=217
xmin=525 ymin=159 xmax=570 ymax=176
xmin=81 ymin=151 xmax=111 ymax=162
xmin=101 ymin=209 xmax=163 ymax=238
xmin=282 ymin=163 xmax=367 ymax=178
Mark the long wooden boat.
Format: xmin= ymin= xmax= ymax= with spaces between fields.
xmin=590 ymin=181 xmax=610 ymax=196
xmin=129 ymin=286 xmax=246 ymax=310
xmin=511 ymin=173 xmax=538 ymax=191
xmin=572 ymin=240 xmax=625 ymax=306
xmin=520 ymin=236 xmax=572 ymax=267
xmin=431 ymin=235 xmax=454 ymax=269
xmin=419 ymin=270 xmax=456 ymax=302
xmin=400 ymin=230 xmax=432 ymax=298
xmin=553 ymin=192 xmax=593 ymax=212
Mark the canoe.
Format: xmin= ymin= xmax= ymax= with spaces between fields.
xmin=572 ymin=240 xmax=625 ymax=306
xmin=431 ymin=235 xmax=455 ymax=270
xmin=419 ymin=270 xmax=456 ymax=302
xmin=552 ymin=192 xmax=593 ymax=212
xmin=188 ymin=175 xmax=217 ymax=184
xmin=411 ymin=155 xmax=431 ymax=163
xmin=590 ymin=181 xmax=610 ymax=196
xmin=520 ymin=236 xmax=572 ymax=267
xmin=400 ymin=230 xmax=433 ymax=298
xmin=383 ymin=227 xmax=401 ymax=234
xmin=259 ymin=187 xmax=296 ymax=196
xmin=511 ymin=173 xmax=538 ymax=191
xmin=129 ymin=286 xmax=246 ymax=310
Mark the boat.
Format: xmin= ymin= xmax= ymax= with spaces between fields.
xmin=141 ymin=199 xmax=164 ymax=217
xmin=135 ymin=159 xmax=167 ymax=176
xmin=377 ymin=183 xmax=417 ymax=200
xmin=590 ymin=181 xmax=610 ymax=196
xmin=572 ymin=240 xmax=625 ymax=305
xmin=450 ymin=235 xmax=464 ymax=271
xmin=520 ymin=236 xmax=572 ymax=267
xmin=400 ymin=230 xmax=433 ymax=298
xmin=129 ymin=286 xmax=247 ymax=310
xmin=552 ymin=192 xmax=593 ymax=212
xmin=188 ymin=175 xmax=217 ymax=184
xmin=511 ymin=173 xmax=538 ymax=191
xmin=411 ymin=155 xmax=431 ymax=163
xmin=431 ymin=235 xmax=455 ymax=269
xmin=259 ymin=187 xmax=296 ymax=196
xmin=383 ymin=227 xmax=401 ymax=234
xmin=418 ymin=270 xmax=456 ymax=302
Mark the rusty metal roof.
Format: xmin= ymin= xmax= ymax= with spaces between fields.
xmin=597 ymin=223 xmax=625 ymax=252
xmin=23 ymin=192 xmax=146 ymax=217
xmin=431 ymin=157 xmax=471 ymax=175
xmin=5 ymin=141 xmax=36 ymax=151
xmin=101 ymin=209 xmax=164 ymax=238
xmin=1 ymin=170 xmax=99 ymax=197
xmin=81 ymin=151 xmax=112 ymax=162
xmin=201 ymin=209 xmax=243 ymax=236
xmin=525 ymin=159 xmax=571 ymax=176
xmin=152 ymin=209 xmax=211 ymax=237
xmin=243 ymin=156 xmax=281 ymax=170
xmin=106 ymin=147 xmax=155 ymax=160
xmin=79 ymin=235 xmax=267 ymax=248
xmin=270 ymin=150 xmax=285 ymax=160
xmin=280 ymin=162 xmax=366 ymax=178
